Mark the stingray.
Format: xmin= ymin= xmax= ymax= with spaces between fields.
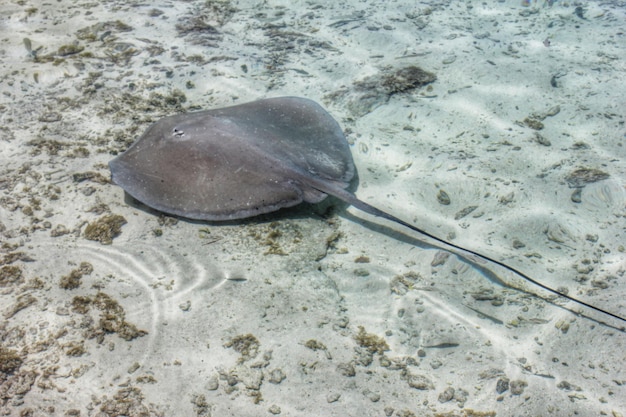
xmin=109 ymin=96 xmax=624 ymax=326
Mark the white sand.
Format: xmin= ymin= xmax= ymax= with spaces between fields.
xmin=0 ymin=0 xmax=625 ymax=415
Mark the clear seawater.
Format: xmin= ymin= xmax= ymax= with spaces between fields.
xmin=0 ymin=1 xmax=624 ymax=415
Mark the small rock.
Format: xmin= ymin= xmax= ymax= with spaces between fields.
xmin=496 ymin=377 xmax=509 ymax=394
xmin=364 ymin=389 xmax=380 ymax=402
xmin=39 ymin=112 xmax=61 ymax=122
xmin=438 ymin=387 xmax=455 ymax=403
xmin=206 ymin=375 xmax=219 ymax=391
xmin=336 ymin=362 xmax=356 ymax=377
xmin=407 ymin=373 xmax=434 ymax=390
xmin=437 ymin=189 xmax=451 ymax=205
xmin=510 ymin=379 xmax=527 ymax=395
xmin=268 ymin=368 xmax=286 ymax=384
xmin=50 ymin=224 xmax=70 ymax=237
xmin=327 ymin=392 xmax=341 ymax=403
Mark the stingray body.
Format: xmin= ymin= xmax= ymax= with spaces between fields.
xmin=110 ymin=97 xmax=355 ymax=220
xmin=109 ymin=97 xmax=624 ymax=326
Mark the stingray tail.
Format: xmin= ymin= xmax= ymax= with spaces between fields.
xmin=313 ymin=179 xmax=626 ymax=328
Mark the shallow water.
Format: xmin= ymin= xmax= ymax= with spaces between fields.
xmin=1 ymin=0 xmax=625 ymax=415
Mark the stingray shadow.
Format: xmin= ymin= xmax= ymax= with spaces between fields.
xmin=122 ymin=191 xmax=624 ymax=333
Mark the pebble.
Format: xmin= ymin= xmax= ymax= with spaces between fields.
xmin=327 ymin=392 xmax=341 ymax=403
xmin=510 ymin=379 xmax=527 ymax=395
xmin=438 ymin=387 xmax=455 ymax=403
xmin=407 ymin=373 xmax=434 ymax=390
xmin=437 ymin=189 xmax=451 ymax=205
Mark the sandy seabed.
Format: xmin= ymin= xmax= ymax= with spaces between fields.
xmin=0 ymin=0 xmax=625 ymax=416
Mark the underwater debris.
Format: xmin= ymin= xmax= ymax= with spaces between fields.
xmin=454 ymin=205 xmax=478 ymax=220
xmin=73 ymin=171 xmax=109 ymax=184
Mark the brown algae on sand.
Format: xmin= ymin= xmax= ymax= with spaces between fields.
xmin=225 ymin=334 xmax=260 ymax=362
xmin=71 ymin=292 xmax=147 ymax=342
xmin=59 ymin=262 xmax=93 ymax=290
xmin=0 ymin=265 xmax=23 ymax=287
xmin=327 ymin=65 xmax=437 ymax=117
xmin=355 ymin=326 xmax=389 ymax=355
xmin=565 ymin=167 xmax=610 ymax=188
xmin=0 ymin=346 xmax=23 ymax=374
xmin=83 ymin=214 xmax=127 ymax=244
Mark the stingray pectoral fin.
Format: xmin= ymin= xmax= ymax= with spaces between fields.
xmin=110 ymin=154 xmax=305 ymax=221
xmin=178 ymin=177 xmax=305 ymax=221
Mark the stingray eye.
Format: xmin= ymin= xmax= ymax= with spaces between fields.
xmin=172 ymin=127 xmax=185 ymax=138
